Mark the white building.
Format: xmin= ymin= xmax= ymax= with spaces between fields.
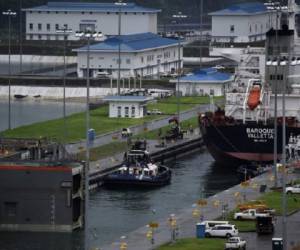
xmin=209 ymin=2 xmax=277 ymax=43
xmin=103 ymin=95 xmax=153 ymax=118
xmin=74 ymin=32 xmax=183 ymax=78
xmin=171 ymin=68 xmax=233 ymax=96
xmin=23 ymin=2 xmax=160 ymax=41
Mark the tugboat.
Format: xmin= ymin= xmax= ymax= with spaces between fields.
xmin=103 ymin=140 xmax=171 ymax=187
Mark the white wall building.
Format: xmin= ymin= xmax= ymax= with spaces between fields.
xmin=23 ymin=2 xmax=160 ymax=41
xmin=209 ymin=2 xmax=277 ymax=43
xmin=74 ymin=32 xmax=183 ymax=79
xmin=103 ymin=95 xmax=153 ymax=118
xmin=171 ymin=68 xmax=233 ymax=96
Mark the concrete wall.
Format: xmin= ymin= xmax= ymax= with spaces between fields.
xmin=25 ymin=11 xmax=157 ymax=41
xmin=0 ymin=166 xmax=76 ymax=232
xmin=0 ymin=55 xmax=76 ymax=64
xmin=0 ymin=86 xmax=118 ymax=99
xmin=76 ymin=45 xmax=183 ymax=78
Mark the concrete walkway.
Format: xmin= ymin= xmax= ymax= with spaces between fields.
xmin=100 ymin=171 xmax=300 ymax=250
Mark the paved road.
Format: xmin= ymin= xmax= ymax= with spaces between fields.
xmin=100 ymin=171 xmax=300 ymax=250
xmin=66 ymin=104 xmax=210 ymax=155
xmin=241 ymin=211 xmax=300 ymax=250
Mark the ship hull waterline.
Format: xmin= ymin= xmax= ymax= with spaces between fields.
xmin=199 ymin=122 xmax=299 ymax=165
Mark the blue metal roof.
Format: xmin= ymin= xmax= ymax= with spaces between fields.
xmin=103 ymin=95 xmax=153 ymax=102
xmin=23 ymin=2 xmax=160 ymax=13
xmin=75 ymin=33 xmax=180 ymax=52
xmin=178 ymin=68 xmax=233 ymax=83
xmin=209 ymin=2 xmax=268 ymax=16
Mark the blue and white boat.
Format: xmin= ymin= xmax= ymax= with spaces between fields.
xmin=103 ymin=142 xmax=171 ymax=187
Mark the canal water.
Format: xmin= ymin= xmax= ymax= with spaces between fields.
xmin=0 ymin=99 xmax=85 ymax=131
xmin=0 ymin=151 xmax=240 ymax=250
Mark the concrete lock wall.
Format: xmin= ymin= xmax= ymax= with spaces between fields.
xmin=0 ymin=167 xmax=74 ymax=231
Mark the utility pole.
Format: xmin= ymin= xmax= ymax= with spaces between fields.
xmin=2 ymin=9 xmax=17 ymax=130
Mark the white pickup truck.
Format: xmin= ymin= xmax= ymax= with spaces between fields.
xmin=234 ymin=209 xmax=269 ymax=220
xmin=225 ymin=237 xmax=246 ymax=250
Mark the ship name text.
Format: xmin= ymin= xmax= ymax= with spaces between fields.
xmin=246 ymin=128 xmax=274 ymax=142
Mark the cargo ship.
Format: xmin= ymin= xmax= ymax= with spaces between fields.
xmin=199 ymin=1 xmax=300 ymax=164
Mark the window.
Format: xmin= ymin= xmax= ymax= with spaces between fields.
xmin=230 ymin=25 xmax=234 ymax=33
xmin=126 ymin=58 xmax=131 ymax=64
xmin=38 ymin=34 xmax=42 ymax=40
xmin=249 ymin=25 xmax=252 ymax=33
xmin=55 ymin=24 xmax=59 ymax=30
xmin=125 ymin=107 xmax=129 ymax=117
xmin=141 ymin=57 xmax=144 ymax=63
xmin=47 ymin=34 xmax=50 ymax=40
xmin=47 ymin=23 xmax=50 ymax=31
xmin=64 ymin=35 xmax=67 ymax=40
xmin=64 ymin=11 xmax=68 ymax=14
xmin=29 ymin=23 xmax=33 ymax=30
xmin=117 ymin=106 xmax=121 ymax=117
xmin=64 ymin=24 xmax=68 ymax=29
xmin=131 ymin=106 xmax=135 ymax=117
xmin=107 ymin=12 xmax=110 ymax=14
xmin=79 ymin=23 xmax=95 ymax=32
xmin=210 ymin=89 xmax=215 ymax=96
xmin=90 ymin=12 xmax=93 ymax=14
xmin=29 ymin=34 xmax=33 ymax=40
xmin=4 ymin=202 xmax=17 ymax=217
xmin=38 ymin=23 xmax=42 ymax=30
xmin=81 ymin=12 xmax=85 ymax=14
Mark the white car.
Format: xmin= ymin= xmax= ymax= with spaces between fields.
xmin=234 ymin=209 xmax=269 ymax=220
xmin=286 ymin=184 xmax=300 ymax=194
xmin=213 ymin=65 xmax=225 ymax=70
xmin=121 ymin=128 xmax=132 ymax=138
xmin=147 ymin=109 xmax=163 ymax=115
xmin=225 ymin=237 xmax=246 ymax=250
xmin=205 ymin=224 xmax=238 ymax=238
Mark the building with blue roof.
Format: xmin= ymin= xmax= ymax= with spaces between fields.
xmin=170 ymin=68 xmax=233 ymax=96
xmin=23 ymin=2 xmax=161 ymax=41
xmin=209 ymin=2 xmax=276 ymax=43
xmin=74 ymin=32 xmax=183 ymax=79
xmin=103 ymin=95 xmax=154 ymax=118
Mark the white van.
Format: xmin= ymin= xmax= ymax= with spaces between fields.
xmin=202 ymin=220 xmax=229 ymax=229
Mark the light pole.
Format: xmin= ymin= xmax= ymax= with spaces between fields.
xmin=115 ymin=0 xmax=127 ymax=95
xmin=3 ymin=9 xmax=16 ymax=130
xmin=19 ymin=0 xmax=23 ymax=73
xmin=199 ymin=0 xmax=203 ymax=69
xmin=75 ymin=30 xmax=103 ymax=250
xmin=172 ymin=12 xmax=187 ymax=123
xmin=56 ymin=25 xmax=72 ymax=144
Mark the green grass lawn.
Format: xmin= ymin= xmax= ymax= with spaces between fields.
xmin=157 ymin=238 xmax=225 ymax=250
xmin=3 ymin=96 xmax=216 ymax=143
xmin=134 ymin=117 xmax=199 ymax=140
xmin=226 ymin=190 xmax=300 ymax=232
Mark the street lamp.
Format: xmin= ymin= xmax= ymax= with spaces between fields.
xmin=75 ymin=30 xmax=103 ymax=250
xmin=56 ymin=25 xmax=72 ymax=144
xmin=172 ymin=12 xmax=186 ymax=123
xmin=115 ymin=0 xmax=127 ymax=95
xmin=2 ymin=9 xmax=17 ymax=130
xmin=200 ymin=0 xmax=203 ymax=69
